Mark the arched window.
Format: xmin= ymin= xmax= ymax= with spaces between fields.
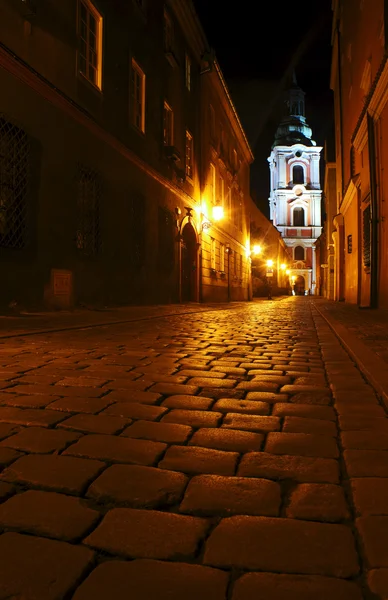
xmin=292 ymin=165 xmax=304 ymax=184
xmin=294 ymin=245 xmax=305 ymax=260
xmin=293 ymin=207 xmax=305 ymax=226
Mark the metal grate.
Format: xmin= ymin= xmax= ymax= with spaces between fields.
xmin=129 ymin=193 xmax=145 ymax=269
xmin=75 ymin=164 xmax=101 ymax=257
xmin=0 ymin=116 xmax=29 ymax=249
xmin=363 ymin=204 xmax=371 ymax=268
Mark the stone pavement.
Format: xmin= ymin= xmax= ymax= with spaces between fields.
xmin=0 ymin=297 xmax=387 ymax=599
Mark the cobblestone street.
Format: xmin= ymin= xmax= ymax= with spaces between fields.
xmin=0 ymin=297 xmax=387 ymax=599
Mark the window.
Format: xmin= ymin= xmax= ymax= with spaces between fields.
xmin=227 ymin=186 xmax=232 ymax=217
xmin=294 ymin=245 xmax=305 ymax=260
xmin=219 ymin=176 xmax=224 ymax=207
xmin=163 ymin=101 xmax=173 ymax=146
xmin=75 ymin=164 xmax=101 ymax=257
xmin=0 ymin=117 xmax=29 ymax=249
xmin=158 ymin=207 xmax=175 ymax=272
xmin=164 ymin=9 xmax=173 ymax=52
xmin=347 ymin=234 xmax=353 ymax=254
xmin=292 ymin=165 xmax=304 ymax=184
xmin=234 ymin=252 xmax=238 ymax=276
xmin=220 ymin=243 xmax=225 ymax=271
xmin=185 ymin=54 xmax=191 ymax=91
xmin=78 ymin=0 xmax=103 ymax=90
xmin=131 ymin=59 xmax=145 ymax=132
xmin=239 ymin=254 xmax=243 ymax=278
xmin=210 ymin=237 xmax=216 ymax=269
xmin=209 ymin=104 xmax=215 ymax=139
xmin=293 ymin=207 xmax=305 ymax=226
xmin=209 ymin=163 xmax=216 ymax=204
xmin=220 ymin=127 xmax=226 ymax=155
xmin=185 ymin=130 xmax=193 ymax=179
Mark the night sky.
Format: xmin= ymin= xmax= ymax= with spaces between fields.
xmin=192 ymin=0 xmax=334 ymax=216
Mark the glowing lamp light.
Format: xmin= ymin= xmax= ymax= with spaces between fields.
xmin=281 ymin=263 xmax=287 ymax=270
xmin=286 ymin=269 xmax=290 ymax=275
xmin=252 ymin=244 xmax=262 ymax=256
xmin=266 ymin=259 xmax=274 ymax=268
xmin=212 ymin=205 xmax=224 ymax=221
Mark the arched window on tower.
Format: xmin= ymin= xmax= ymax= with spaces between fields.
xmin=293 ymin=207 xmax=305 ymax=226
xmin=294 ymin=245 xmax=305 ymax=260
xmin=292 ymin=165 xmax=304 ymax=184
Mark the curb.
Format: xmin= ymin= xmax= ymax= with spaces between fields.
xmin=313 ymin=302 xmax=388 ymax=410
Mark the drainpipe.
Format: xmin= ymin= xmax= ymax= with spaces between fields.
xmin=367 ymin=114 xmax=379 ymax=308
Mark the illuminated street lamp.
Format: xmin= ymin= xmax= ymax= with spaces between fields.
xmin=280 ymin=263 xmax=286 ymax=271
xmin=212 ymin=205 xmax=224 ymax=221
xmin=252 ymin=244 xmax=262 ymax=256
xmin=266 ymin=259 xmax=274 ymax=268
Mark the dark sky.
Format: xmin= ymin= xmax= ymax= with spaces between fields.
xmin=192 ymin=0 xmax=334 ymax=216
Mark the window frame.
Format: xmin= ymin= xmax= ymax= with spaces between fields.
xmin=185 ymin=54 xmax=191 ymax=91
xmin=210 ymin=237 xmax=216 ymax=270
xmin=131 ymin=58 xmax=146 ymax=133
xmin=163 ymin=101 xmax=174 ymax=146
xmin=185 ymin=130 xmax=193 ymax=179
xmin=77 ymin=0 xmax=103 ymax=91
xmin=209 ymin=163 xmax=216 ymax=205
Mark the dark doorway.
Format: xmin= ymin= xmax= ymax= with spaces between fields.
xmin=181 ymin=222 xmax=197 ymax=302
xmin=295 ymin=275 xmax=305 ymax=295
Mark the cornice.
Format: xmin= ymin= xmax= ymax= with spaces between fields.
xmin=339 ymin=176 xmax=359 ymax=216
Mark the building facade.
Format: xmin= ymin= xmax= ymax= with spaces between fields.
xmin=267 ymin=76 xmax=323 ymax=295
xmin=0 ymin=0 xmax=252 ymax=310
xmin=330 ymin=0 xmax=388 ymax=308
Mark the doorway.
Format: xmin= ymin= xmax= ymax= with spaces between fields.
xmin=181 ymin=222 xmax=197 ymax=302
xmin=294 ymin=275 xmax=305 ymax=296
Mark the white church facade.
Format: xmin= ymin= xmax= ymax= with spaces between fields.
xmin=268 ymin=75 xmax=322 ymax=295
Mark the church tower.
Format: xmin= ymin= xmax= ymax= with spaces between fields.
xmin=268 ymin=73 xmax=322 ymax=295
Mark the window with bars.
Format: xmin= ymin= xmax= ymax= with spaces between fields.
xmin=78 ymin=0 xmax=103 ymax=90
xmin=363 ymin=204 xmax=371 ymax=269
xmin=210 ymin=237 xmax=216 ymax=269
xmin=75 ymin=164 xmax=101 ymax=257
xmin=220 ymin=243 xmax=225 ymax=272
xmin=0 ymin=117 xmax=29 ymax=249
xmin=163 ymin=101 xmax=173 ymax=146
xmin=185 ymin=130 xmax=193 ymax=179
xmin=129 ymin=193 xmax=146 ymax=269
xmin=131 ymin=59 xmax=146 ymax=133
xmin=158 ymin=206 xmax=175 ymax=272
xmin=185 ymin=54 xmax=191 ymax=91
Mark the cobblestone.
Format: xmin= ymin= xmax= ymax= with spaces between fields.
xmin=231 ymin=572 xmax=363 ymax=600
xmin=159 ymin=445 xmax=238 ymax=475
xmin=0 ymin=489 xmax=99 ymax=541
xmin=63 ymin=434 xmax=166 ymax=465
xmin=87 ymin=464 xmax=187 ymax=508
xmin=0 ymin=454 xmax=105 ymax=494
xmin=0 ymin=426 xmax=81 ymax=453
xmin=286 ymin=483 xmax=350 ymax=522
xmin=0 ymin=298 xmax=386 ymax=598
xmin=73 ymin=559 xmax=229 ymax=600
xmin=204 ymin=516 xmax=359 ymax=576
xmin=0 ymin=532 xmax=94 ymax=600
xmin=84 ymin=508 xmax=209 ymax=559
xmin=179 ymin=474 xmax=281 ymax=517
xmin=189 ymin=427 xmax=264 ymax=452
